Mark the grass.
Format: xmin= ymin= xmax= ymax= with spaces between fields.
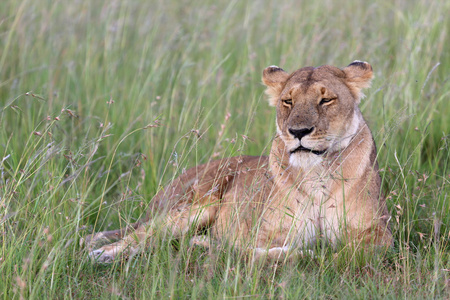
xmin=0 ymin=0 xmax=449 ymax=298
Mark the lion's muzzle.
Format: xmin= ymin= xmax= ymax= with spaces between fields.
xmin=288 ymin=127 xmax=327 ymax=155
xmin=288 ymin=127 xmax=314 ymax=141
xmin=290 ymin=145 xmax=326 ymax=156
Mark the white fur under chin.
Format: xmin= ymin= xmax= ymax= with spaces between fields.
xmin=289 ymin=152 xmax=323 ymax=170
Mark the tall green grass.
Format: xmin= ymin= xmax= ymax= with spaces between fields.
xmin=0 ymin=0 xmax=449 ymax=298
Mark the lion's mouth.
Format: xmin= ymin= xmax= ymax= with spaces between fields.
xmin=290 ymin=145 xmax=326 ymax=156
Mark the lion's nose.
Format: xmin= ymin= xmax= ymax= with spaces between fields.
xmin=288 ymin=127 xmax=314 ymax=141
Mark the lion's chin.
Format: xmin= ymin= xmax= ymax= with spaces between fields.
xmin=289 ymin=151 xmax=323 ymax=170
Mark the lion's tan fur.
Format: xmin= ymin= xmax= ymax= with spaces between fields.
xmin=86 ymin=61 xmax=392 ymax=263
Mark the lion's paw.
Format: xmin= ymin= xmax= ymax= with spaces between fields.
xmin=89 ymin=248 xmax=116 ymax=264
xmin=81 ymin=232 xmax=113 ymax=251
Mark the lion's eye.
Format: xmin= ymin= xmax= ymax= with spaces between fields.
xmin=282 ymin=99 xmax=292 ymax=106
xmin=320 ymin=98 xmax=336 ymax=105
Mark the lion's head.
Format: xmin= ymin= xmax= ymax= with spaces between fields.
xmin=262 ymin=61 xmax=374 ymax=168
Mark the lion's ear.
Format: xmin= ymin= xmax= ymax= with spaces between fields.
xmin=262 ymin=66 xmax=289 ymax=106
xmin=343 ymin=61 xmax=374 ymax=102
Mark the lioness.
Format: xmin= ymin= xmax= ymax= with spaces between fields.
xmin=86 ymin=61 xmax=392 ymax=263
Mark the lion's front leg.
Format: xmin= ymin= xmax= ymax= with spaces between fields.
xmin=89 ymin=203 xmax=218 ymax=263
xmin=81 ymin=222 xmax=141 ymax=251
xmin=89 ymin=224 xmax=148 ymax=263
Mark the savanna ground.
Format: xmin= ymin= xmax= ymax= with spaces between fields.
xmin=0 ymin=0 xmax=449 ymax=298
